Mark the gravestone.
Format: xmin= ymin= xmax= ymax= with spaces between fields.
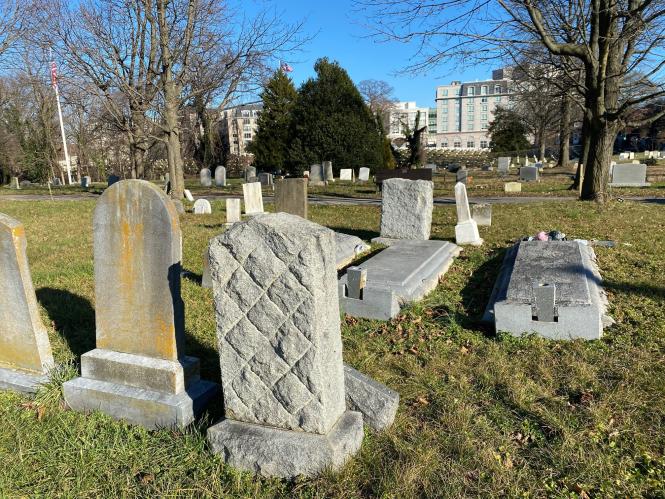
xmin=335 ymin=232 xmax=370 ymax=269
xmin=245 ymin=166 xmax=257 ymax=182
xmin=505 ymin=182 xmax=522 ymax=193
xmin=339 ymin=239 xmax=461 ymax=320
xmin=610 ymin=164 xmax=650 ymax=187
xmin=184 ymin=189 xmax=195 ymax=202
xmin=520 ymin=166 xmax=539 ymax=182
xmin=63 ymin=180 xmax=217 ymax=429
xmin=631 ymin=160 xmax=639 ymax=164
xmin=107 ymin=174 xmax=120 ymax=187
xmin=358 ymin=167 xmax=370 ymax=181
xmin=497 ymin=157 xmax=511 ymax=174
xmin=619 ymin=152 xmax=628 ymax=159
xmin=456 ymin=169 xmax=468 ymax=184
xmin=10 ymin=177 xmax=19 ymax=189
xmin=258 ymin=172 xmax=273 ymax=186
xmin=424 ymin=163 xmax=438 ymax=172
xmin=215 ymin=166 xmax=226 ymax=187
xmin=454 ymin=182 xmax=482 ymax=246
xmin=202 ymin=250 xmax=212 ymax=289
xmin=309 ymin=164 xmax=325 ymax=186
xmin=0 ymin=214 xmax=54 ymax=393
xmin=225 ymin=198 xmax=241 ymax=225
xmin=81 ymin=176 xmax=91 ymax=188
xmin=323 ymin=161 xmax=334 ymax=182
xmin=242 ymin=182 xmax=264 ymax=215
xmin=373 ymin=178 xmax=433 ymax=243
xmin=339 ymin=169 xmax=354 ymax=181
xmin=483 ymin=241 xmax=613 ymax=340
xmin=629 ymin=152 xmax=635 ymax=159
xmin=471 ymin=203 xmax=492 ymax=226
xmin=200 ymin=168 xmax=212 ymax=187
xmin=20 ymin=180 xmax=32 ymax=188
xmin=53 ymin=178 xmax=62 ymax=187
xmin=274 ymin=178 xmax=307 ymax=219
xmin=193 ymin=199 xmax=212 ymax=215
xmin=206 ymin=213 xmax=364 ymax=478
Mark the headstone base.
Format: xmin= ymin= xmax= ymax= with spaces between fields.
xmin=63 ymin=351 xmax=218 ymax=429
xmin=0 ymin=367 xmax=49 ymax=394
xmin=335 ymin=232 xmax=370 ymax=269
xmin=207 ymin=410 xmax=364 ymax=478
xmin=609 ymin=182 xmax=651 ymax=187
xmin=455 ymin=221 xmax=483 ymax=246
xmin=344 ymin=364 xmax=398 ymax=431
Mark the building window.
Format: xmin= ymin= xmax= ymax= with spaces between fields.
xmin=467 ymin=140 xmax=475 ymax=148
xmin=482 ymin=104 xmax=488 ymax=111
xmin=442 ymin=107 xmax=448 ymax=114
xmin=467 ymin=114 xmax=474 ymax=121
xmin=243 ymin=125 xmax=252 ymax=132
xmin=495 ymin=85 xmax=501 ymax=93
xmin=481 ymin=97 xmax=488 ymax=103
xmin=481 ymin=124 xmax=489 ymax=130
xmin=495 ymin=96 xmax=501 ymax=102
xmin=480 ymin=140 xmax=488 ymax=148
xmin=468 ymin=87 xmax=475 ymax=96
xmin=243 ymin=132 xmax=252 ymax=139
xmin=242 ymin=110 xmax=250 ymax=117
xmin=481 ymin=114 xmax=488 ymax=121
xmin=442 ymin=89 xmax=449 ymax=96
xmin=467 ymin=123 xmax=474 ymax=131
xmin=481 ymin=86 xmax=488 ymax=95
xmin=455 ymin=88 xmax=461 ymax=96
xmin=243 ymin=118 xmax=250 ymax=125
xmin=453 ymin=141 xmax=461 ymax=148
xmin=442 ymin=123 xmax=449 ymax=131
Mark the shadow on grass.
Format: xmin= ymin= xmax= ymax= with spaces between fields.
xmin=328 ymin=226 xmax=380 ymax=241
xmin=36 ymin=287 xmax=96 ymax=358
xmin=182 ymin=268 xmax=203 ymax=286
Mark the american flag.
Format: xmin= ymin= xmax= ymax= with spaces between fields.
xmin=280 ymin=61 xmax=293 ymax=73
xmin=50 ymin=61 xmax=58 ymax=89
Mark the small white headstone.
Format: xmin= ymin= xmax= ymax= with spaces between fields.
xmin=225 ymin=198 xmax=241 ymax=224
xmin=339 ymin=169 xmax=353 ymax=181
xmin=215 ymin=166 xmax=226 ymax=187
xmin=454 ymin=182 xmax=482 ymax=246
xmin=242 ymin=182 xmax=264 ymax=215
xmin=193 ymin=199 xmax=212 ymax=215
xmin=184 ymin=189 xmax=195 ymax=202
xmin=358 ymin=168 xmax=370 ymax=181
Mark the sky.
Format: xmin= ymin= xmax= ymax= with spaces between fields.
xmin=238 ymin=0 xmax=496 ymax=108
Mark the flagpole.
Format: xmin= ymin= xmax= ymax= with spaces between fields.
xmin=50 ymin=49 xmax=72 ymax=185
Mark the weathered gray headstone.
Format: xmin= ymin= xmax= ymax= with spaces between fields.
xmin=454 ymin=182 xmax=482 ymax=246
xmin=374 ymin=178 xmax=433 ymax=243
xmin=497 ymin=157 xmax=510 ymax=173
xmin=309 ymin=164 xmax=325 ymax=186
xmin=483 ymin=241 xmax=613 ymax=340
xmin=202 ymin=250 xmax=212 ymax=289
xmin=0 ymin=214 xmax=54 ymax=394
xmin=206 ymin=213 xmax=364 ymax=478
xmin=258 ymin=172 xmax=273 ymax=186
xmin=225 ymin=198 xmax=241 ymax=225
xmin=471 ymin=203 xmax=492 ymax=226
xmin=10 ymin=177 xmax=20 ymax=189
xmin=323 ymin=161 xmax=334 ymax=182
xmin=456 ymin=169 xmax=468 ymax=184
xmin=53 ymin=177 xmax=62 ymax=187
xmin=200 ymin=168 xmax=212 ymax=187
xmin=214 ymin=166 xmax=226 ymax=187
xmin=339 ymin=169 xmax=354 ymax=181
xmin=242 ymin=182 xmax=264 ymax=215
xmin=274 ymin=178 xmax=308 ymax=219
xmin=244 ymin=166 xmax=256 ymax=182
xmin=610 ymin=164 xmax=650 ymax=187
xmin=193 ymin=199 xmax=212 ymax=215
xmin=519 ymin=166 xmax=539 ymax=182
xmin=358 ymin=167 xmax=370 ymax=181
xmin=63 ymin=180 xmax=217 ymax=429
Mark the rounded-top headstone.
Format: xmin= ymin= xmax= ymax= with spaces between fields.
xmin=93 ymin=180 xmax=184 ymax=361
xmin=200 ymin=168 xmax=212 ymax=187
xmin=193 ymin=198 xmax=212 ymax=215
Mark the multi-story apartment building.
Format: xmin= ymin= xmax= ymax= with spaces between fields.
xmin=386 ymin=101 xmax=431 ymax=141
xmin=219 ymin=102 xmax=262 ymax=156
xmin=432 ymin=68 xmax=514 ymax=150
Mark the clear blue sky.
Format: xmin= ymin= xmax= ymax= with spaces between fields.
xmin=238 ymin=0 xmax=496 ymax=108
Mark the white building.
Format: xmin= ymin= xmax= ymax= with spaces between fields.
xmin=386 ymin=101 xmax=431 ymax=141
xmin=219 ymin=102 xmax=262 ymax=156
xmin=432 ymin=68 xmax=514 ymax=150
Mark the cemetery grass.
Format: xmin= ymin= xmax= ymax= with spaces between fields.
xmin=0 ymin=199 xmax=664 ymax=497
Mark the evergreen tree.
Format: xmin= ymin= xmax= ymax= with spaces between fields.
xmin=287 ymin=58 xmax=385 ymax=175
xmin=248 ymin=69 xmax=298 ymax=173
xmin=488 ymin=107 xmax=531 ymax=153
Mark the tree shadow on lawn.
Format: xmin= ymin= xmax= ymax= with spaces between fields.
xmin=328 ymin=226 xmax=379 ymax=242
xmin=36 ymin=287 xmax=96 ymax=358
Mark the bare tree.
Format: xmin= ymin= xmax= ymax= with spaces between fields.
xmin=358 ymin=79 xmax=397 ymax=116
xmin=358 ymin=0 xmax=665 ymax=202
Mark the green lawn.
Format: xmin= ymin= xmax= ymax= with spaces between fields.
xmin=0 ymin=198 xmax=664 ymax=497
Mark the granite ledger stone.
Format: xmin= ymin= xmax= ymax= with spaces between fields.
xmin=207 ymin=213 xmax=363 ymax=477
xmin=63 ymin=180 xmax=218 ymax=429
xmin=0 ymin=214 xmax=54 ymax=394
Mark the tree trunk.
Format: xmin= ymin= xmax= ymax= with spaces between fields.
xmin=558 ymin=94 xmax=571 ymax=168
xmin=581 ymin=119 xmax=616 ymax=202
